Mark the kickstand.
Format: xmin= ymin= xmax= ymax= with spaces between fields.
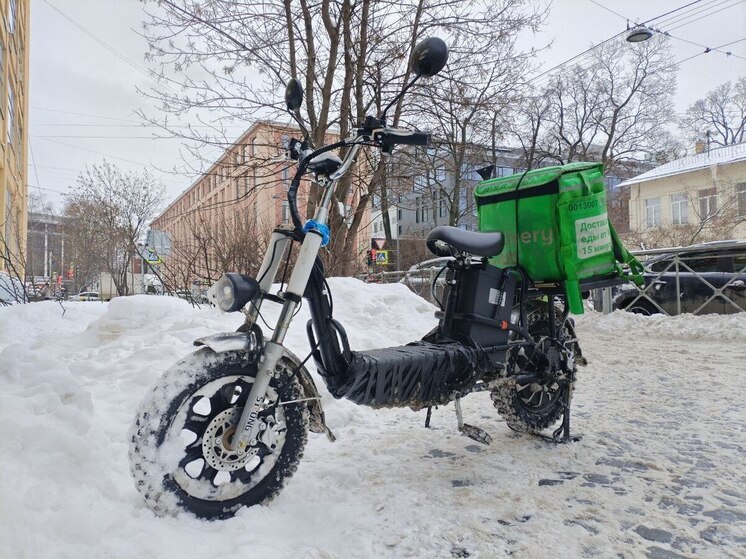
xmin=550 ymin=381 xmax=580 ymax=444
xmin=425 ymin=406 xmax=433 ymax=428
xmin=454 ymin=392 xmax=492 ymax=445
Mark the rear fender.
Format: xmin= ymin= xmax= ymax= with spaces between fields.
xmin=194 ymin=332 xmax=335 ymax=441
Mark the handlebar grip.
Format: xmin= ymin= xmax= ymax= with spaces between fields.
xmin=374 ymin=129 xmax=431 ymax=148
xmin=390 ymin=131 xmax=430 ymax=146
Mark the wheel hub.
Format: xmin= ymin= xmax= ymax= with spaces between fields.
xmin=202 ymin=408 xmax=260 ymax=472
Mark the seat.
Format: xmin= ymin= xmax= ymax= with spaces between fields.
xmin=426 ymin=225 xmax=504 ymax=258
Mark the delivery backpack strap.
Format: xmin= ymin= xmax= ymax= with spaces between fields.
xmin=609 ymin=224 xmax=644 ymax=286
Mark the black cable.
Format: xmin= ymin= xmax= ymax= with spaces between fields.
xmin=278 ymin=239 xmax=293 ymax=290
xmin=431 ymin=264 xmax=449 ymax=311
xmin=249 ymin=299 xmax=274 ymax=331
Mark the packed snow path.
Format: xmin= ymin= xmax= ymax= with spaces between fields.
xmin=1 ymin=279 xmax=744 ymax=558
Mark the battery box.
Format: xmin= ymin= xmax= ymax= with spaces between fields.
xmin=441 ymin=261 xmax=515 ymax=347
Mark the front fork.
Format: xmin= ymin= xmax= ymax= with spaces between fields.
xmin=229 ymin=228 xmax=325 ymax=451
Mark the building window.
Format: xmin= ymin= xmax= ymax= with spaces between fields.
xmin=497 ymin=166 xmax=514 ymax=178
xmin=397 ymin=209 xmax=402 ymax=220
xmin=415 ymin=197 xmax=421 ymax=223
xmin=671 ymin=193 xmax=688 ymax=226
xmin=249 ymin=137 xmax=257 ymax=157
xmin=432 ymin=167 xmax=446 ymax=184
xmin=645 ymin=197 xmax=661 ymax=228
xmin=372 ymin=194 xmax=380 ymax=208
xmin=282 ymin=167 xmax=290 ymax=190
xmin=460 ymin=164 xmax=481 ymax=181
xmin=422 ymin=203 xmax=429 ymax=222
xmin=738 ymin=183 xmax=746 ymax=218
xmin=413 ymin=175 xmax=426 ymax=193
xmin=398 ymin=225 xmax=402 ymax=236
xmin=282 ymin=202 xmax=289 ymax=223
xmin=698 ymin=188 xmax=717 ymax=221
xmin=6 ymin=84 xmax=14 ymax=145
xmin=459 ymin=189 xmax=468 ymax=212
xmin=439 ymin=197 xmax=447 ymax=218
xmin=8 ymin=0 xmax=17 ymax=34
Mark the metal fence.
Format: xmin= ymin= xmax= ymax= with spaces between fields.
xmin=593 ymin=241 xmax=746 ymax=316
xmin=360 ymin=241 xmax=746 ymax=316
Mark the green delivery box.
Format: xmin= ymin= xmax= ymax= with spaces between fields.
xmin=474 ymin=162 xmax=643 ymax=314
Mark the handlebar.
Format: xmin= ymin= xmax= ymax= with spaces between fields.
xmin=373 ymin=128 xmax=430 ymax=148
xmin=286 ymin=123 xmax=430 ymax=233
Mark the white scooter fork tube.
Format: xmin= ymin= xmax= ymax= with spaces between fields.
xmin=231 ymin=340 xmax=285 ymax=450
xmin=244 ymin=232 xmax=291 ymax=325
xmin=285 ymin=230 xmax=324 ymax=299
xmin=231 ymin=232 xmax=322 ymax=449
xmin=257 ymin=232 xmax=292 ymax=292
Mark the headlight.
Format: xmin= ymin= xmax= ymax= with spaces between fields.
xmin=208 ymin=273 xmax=260 ymax=312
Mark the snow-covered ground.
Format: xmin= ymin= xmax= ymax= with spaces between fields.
xmin=1 ymin=278 xmax=744 ymax=559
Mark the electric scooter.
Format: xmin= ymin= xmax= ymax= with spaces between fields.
xmin=129 ymin=37 xmax=596 ymax=520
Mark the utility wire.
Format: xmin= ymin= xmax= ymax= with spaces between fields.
xmin=642 ymin=0 xmax=706 ymax=25
xmin=32 ymin=106 xmax=142 ymax=124
xmin=29 ymin=145 xmax=45 ymax=200
xmin=42 ymin=0 xmax=178 ymax=94
xmin=657 ymin=0 xmax=736 ymax=28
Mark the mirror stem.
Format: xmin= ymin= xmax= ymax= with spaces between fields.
xmin=380 ymin=75 xmax=420 ymax=127
xmin=288 ymin=109 xmax=313 ymax=147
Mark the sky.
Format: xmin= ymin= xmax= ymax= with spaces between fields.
xmin=29 ymin=0 xmax=746 ymax=212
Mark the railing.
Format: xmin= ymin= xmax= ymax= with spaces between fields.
xmin=593 ymin=241 xmax=746 ymax=316
xmin=361 ymin=240 xmax=746 ymax=317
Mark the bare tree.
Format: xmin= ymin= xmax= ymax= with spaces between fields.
xmin=139 ymin=0 xmax=550 ymax=274
xmin=0 ymin=212 xmax=29 ymax=305
xmin=680 ymin=76 xmax=746 ymax=149
xmin=159 ymin=205 xmax=273 ymax=297
xmin=64 ymin=162 xmax=164 ymax=296
xmin=514 ymin=35 xmax=679 ymax=175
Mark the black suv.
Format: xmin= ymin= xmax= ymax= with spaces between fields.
xmin=597 ymin=241 xmax=746 ymax=315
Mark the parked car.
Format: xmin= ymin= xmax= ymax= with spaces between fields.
xmin=70 ymin=291 xmax=101 ymax=302
xmin=597 ymin=241 xmax=746 ymax=315
xmin=0 ymin=272 xmax=28 ymax=305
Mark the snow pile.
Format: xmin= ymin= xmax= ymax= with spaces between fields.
xmin=0 ymin=279 xmax=744 ymax=558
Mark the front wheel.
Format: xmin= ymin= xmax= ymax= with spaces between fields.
xmin=128 ymin=349 xmax=309 ymax=519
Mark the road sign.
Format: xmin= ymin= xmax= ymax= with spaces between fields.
xmin=375 ymin=250 xmax=389 ymax=265
xmin=373 ymin=238 xmax=386 ymax=250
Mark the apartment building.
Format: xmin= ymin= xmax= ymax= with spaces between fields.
xmin=151 ymin=121 xmax=368 ymax=284
xmin=0 ymin=0 xmax=30 ymax=275
xmin=623 ymin=143 xmax=746 ymax=246
xmin=369 ymin=144 xmax=640 ymax=262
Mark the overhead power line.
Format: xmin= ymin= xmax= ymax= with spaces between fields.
xmin=641 ymin=0 xmax=706 ymax=25
xmin=42 ymin=0 xmax=177 ymax=93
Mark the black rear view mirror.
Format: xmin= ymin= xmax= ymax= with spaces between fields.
xmin=410 ymin=37 xmax=448 ymax=78
xmin=285 ymin=78 xmax=304 ymax=111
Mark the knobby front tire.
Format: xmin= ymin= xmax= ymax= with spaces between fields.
xmin=128 ymin=349 xmax=309 ymax=520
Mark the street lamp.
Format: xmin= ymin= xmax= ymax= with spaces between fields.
xmin=626 ymin=24 xmax=653 ymax=43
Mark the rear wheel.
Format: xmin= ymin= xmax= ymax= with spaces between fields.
xmin=491 ymin=301 xmax=578 ymax=434
xmin=129 ymin=349 xmax=309 ymax=519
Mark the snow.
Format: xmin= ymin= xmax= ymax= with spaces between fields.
xmin=617 ymin=141 xmax=746 ymax=188
xmin=1 ymin=280 xmax=745 ymax=558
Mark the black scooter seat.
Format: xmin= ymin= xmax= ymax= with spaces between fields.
xmin=426 ymin=225 xmax=504 ymax=258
